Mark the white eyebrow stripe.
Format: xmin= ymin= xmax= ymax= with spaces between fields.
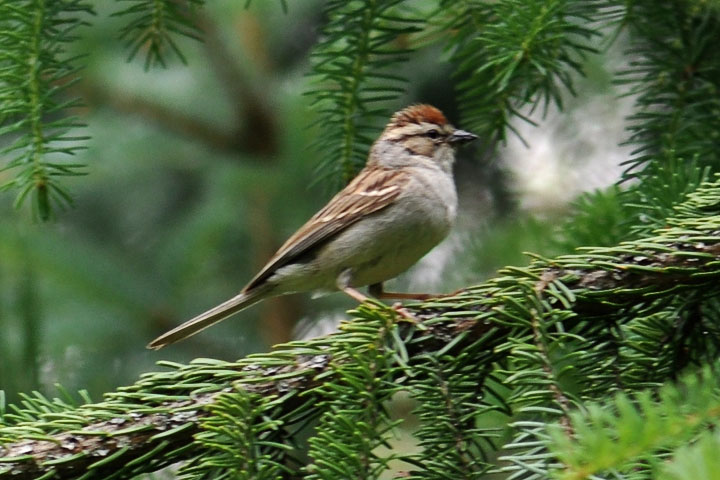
xmin=388 ymin=122 xmax=446 ymax=138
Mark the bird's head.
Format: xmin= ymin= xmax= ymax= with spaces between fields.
xmin=370 ymin=104 xmax=477 ymax=172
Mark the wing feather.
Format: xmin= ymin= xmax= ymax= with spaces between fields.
xmin=243 ymin=167 xmax=408 ymax=291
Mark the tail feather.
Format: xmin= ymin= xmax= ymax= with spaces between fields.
xmin=147 ymin=288 xmax=267 ymax=350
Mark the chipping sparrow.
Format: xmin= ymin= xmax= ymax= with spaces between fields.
xmin=148 ymin=104 xmax=476 ymax=349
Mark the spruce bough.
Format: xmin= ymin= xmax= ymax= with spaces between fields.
xmin=2 ymin=176 xmax=720 ymax=480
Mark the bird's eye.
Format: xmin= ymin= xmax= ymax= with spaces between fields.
xmin=426 ymin=129 xmax=440 ymax=139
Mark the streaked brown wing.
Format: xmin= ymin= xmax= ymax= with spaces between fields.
xmin=243 ymin=167 xmax=409 ymax=291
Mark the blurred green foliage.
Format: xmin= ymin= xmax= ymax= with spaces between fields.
xmin=0 ymin=0 xmax=713 ymax=437
xmin=0 ymin=0 xmax=514 ymax=402
xmin=1 ymin=0 xmax=334 ymax=400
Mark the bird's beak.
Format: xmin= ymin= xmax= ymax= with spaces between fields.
xmin=448 ymin=129 xmax=478 ymax=145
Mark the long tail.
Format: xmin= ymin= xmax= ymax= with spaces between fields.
xmin=147 ymin=288 xmax=268 ymax=350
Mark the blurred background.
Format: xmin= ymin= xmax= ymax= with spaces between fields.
xmin=0 ymin=0 xmax=630 ymax=403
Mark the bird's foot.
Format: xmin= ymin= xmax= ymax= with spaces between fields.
xmin=339 ymin=284 xmax=427 ymax=329
xmin=369 ymin=282 xmax=467 ymax=301
xmin=432 ymin=287 xmax=468 ymax=299
xmin=391 ymin=303 xmax=428 ymax=330
xmin=391 ymin=302 xmax=416 ymax=321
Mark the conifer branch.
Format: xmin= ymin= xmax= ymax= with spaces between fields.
xmin=548 ymin=364 xmax=720 ymax=480
xmin=306 ymin=0 xmax=421 ymax=188
xmin=619 ymin=1 xmax=720 ymax=234
xmin=113 ymin=0 xmax=204 ymax=69
xmin=2 ymin=177 xmax=720 ymax=479
xmin=0 ymin=0 xmax=93 ymax=220
xmin=442 ymin=0 xmax=603 ymax=146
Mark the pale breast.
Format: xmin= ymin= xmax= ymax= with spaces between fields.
xmin=269 ymin=165 xmax=457 ymax=292
xmin=402 ymin=164 xmax=458 ymax=229
xmin=326 ymin=165 xmax=457 ymax=287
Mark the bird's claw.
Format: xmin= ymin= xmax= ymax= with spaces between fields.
xmin=391 ymin=302 xmax=415 ymax=320
xmin=390 ymin=303 xmax=428 ymax=330
xmin=433 ymin=287 xmax=468 ymax=299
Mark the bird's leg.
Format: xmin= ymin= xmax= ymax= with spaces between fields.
xmin=337 ymin=273 xmax=416 ymax=321
xmin=340 ymin=285 xmax=372 ymax=304
xmin=369 ymin=282 xmax=431 ymax=300
xmin=336 ymin=270 xmax=369 ymax=303
xmin=368 ymin=282 xmax=463 ymax=301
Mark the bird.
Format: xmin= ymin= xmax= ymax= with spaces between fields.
xmin=148 ymin=104 xmax=477 ymax=349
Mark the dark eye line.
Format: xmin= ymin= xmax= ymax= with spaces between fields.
xmin=425 ymin=128 xmax=443 ymax=139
